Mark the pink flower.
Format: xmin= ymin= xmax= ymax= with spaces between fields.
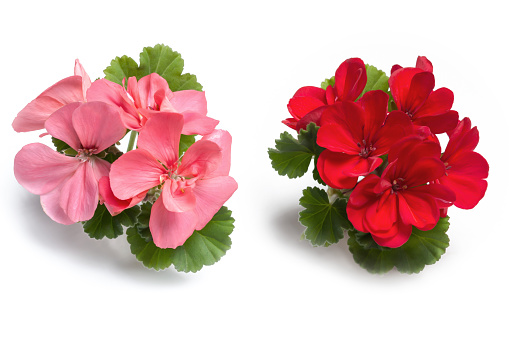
xmin=12 ymin=60 xmax=91 ymax=132
xmin=109 ymin=113 xmax=237 ymax=249
xmin=14 ymin=102 xmax=126 ymax=224
xmin=87 ymin=73 xmax=218 ymax=134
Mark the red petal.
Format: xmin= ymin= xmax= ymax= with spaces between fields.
xmin=398 ymin=190 xmax=439 ymax=230
xmin=404 ymin=72 xmax=435 ymax=114
xmin=316 ymin=151 xmax=358 ymax=189
xmin=413 ymin=110 xmax=459 ymax=134
xmin=287 ymin=93 xmax=326 ymax=119
xmin=334 ymin=58 xmax=367 ymax=101
xmin=416 ymin=56 xmax=433 ymax=72
xmin=372 ymin=111 xmax=413 ymax=155
xmin=372 ymin=221 xmax=412 ymax=248
xmin=295 ymin=106 xmax=328 ymax=131
xmin=439 ymin=173 xmax=488 ymax=209
xmin=357 ymin=90 xmax=389 ymax=140
xmin=414 ymin=87 xmax=454 ymax=118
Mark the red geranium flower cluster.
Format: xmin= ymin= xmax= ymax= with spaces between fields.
xmin=283 ymin=56 xmax=489 ymax=248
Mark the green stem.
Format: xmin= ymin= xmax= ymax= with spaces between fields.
xmin=126 ymin=131 xmax=138 ymax=152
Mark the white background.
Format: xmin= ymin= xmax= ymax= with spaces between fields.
xmin=1 ymin=1 xmax=507 ymax=338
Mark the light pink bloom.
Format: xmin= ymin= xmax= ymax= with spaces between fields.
xmin=12 ymin=60 xmax=91 ymax=132
xmin=98 ymin=176 xmax=146 ymax=216
xmin=87 ymin=73 xmax=218 ymax=134
xmin=109 ymin=113 xmax=237 ymax=249
xmin=14 ymin=102 xmax=125 ymax=224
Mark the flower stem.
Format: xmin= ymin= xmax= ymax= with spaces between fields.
xmin=126 ymin=131 xmax=138 ymax=152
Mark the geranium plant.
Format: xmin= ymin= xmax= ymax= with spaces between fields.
xmin=13 ymin=44 xmax=237 ymax=273
xmin=269 ymin=56 xmax=488 ymax=273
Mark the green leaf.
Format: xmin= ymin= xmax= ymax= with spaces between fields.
xmin=268 ymin=123 xmax=323 ymax=179
xmin=359 ymin=64 xmax=390 ymax=98
xmin=138 ymin=44 xmax=184 ymax=80
xmin=170 ymin=206 xmax=235 ymax=273
xmin=320 ymin=76 xmax=335 ymax=90
xmin=126 ymin=227 xmax=174 ymax=270
xmin=347 ymin=217 xmax=450 ymax=274
xmin=299 ymin=187 xmax=352 ymax=246
xmin=52 ymin=137 xmax=71 ymax=153
xmin=102 ymin=44 xmax=203 ymax=92
xmin=126 ymin=206 xmax=235 ymax=272
xmin=103 ymin=55 xmax=139 ymax=86
xmin=134 ymin=202 xmax=153 ymax=242
xmin=168 ymin=73 xmax=203 ymax=92
xmin=82 ymin=204 xmax=141 ymax=240
xmin=312 ymin=152 xmax=326 ymax=186
xmin=179 ymin=134 xmax=196 ymax=157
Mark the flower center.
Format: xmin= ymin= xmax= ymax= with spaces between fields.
xmin=76 ymin=148 xmax=97 ymax=162
xmin=391 ymin=178 xmax=407 ymax=193
xmin=357 ymin=139 xmax=376 ymax=158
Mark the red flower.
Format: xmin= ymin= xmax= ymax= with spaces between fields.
xmin=391 ymin=56 xmax=433 ymax=74
xmin=316 ymin=90 xmax=412 ymax=189
xmin=346 ymin=137 xmax=456 ymax=248
xmin=283 ymin=58 xmax=367 ymax=131
xmin=436 ymin=118 xmax=489 ymax=210
xmin=389 ymin=59 xmax=458 ymax=134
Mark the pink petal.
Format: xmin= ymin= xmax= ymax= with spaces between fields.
xmin=74 ymin=59 xmax=91 ymax=97
xmin=72 ymin=102 xmax=126 ymax=153
xmin=149 ymin=197 xmax=198 ymax=249
xmin=137 ymin=113 xmax=183 ymax=167
xmin=201 ymin=130 xmax=233 ymax=177
xmin=40 ymin=184 xmax=75 ymax=225
xmin=12 ymin=76 xmax=84 ymax=132
xmin=178 ymin=140 xmax=222 ymax=179
xmin=161 ymin=179 xmax=196 ymax=212
xmin=170 ymin=90 xmax=207 ymax=115
xmin=59 ymin=162 xmax=99 ymax=223
xmin=192 ymin=176 xmax=238 ymax=230
xmin=98 ymin=177 xmax=146 ymax=216
xmin=181 ymin=112 xmax=219 ymax=135
xmin=44 ymin=102 xmax=82 ymax=150
xmin=14 ymin=143 xmax=80 ymax=195
xmin=91 ymin=157 xmax=111 ymax=182
xmin=110 ymin=149 xmax=166 ymax=200
xmin=137 ymin=73 xmax=171 ymax=109
xmin=86 ymin=79 xmax=142 ymax=130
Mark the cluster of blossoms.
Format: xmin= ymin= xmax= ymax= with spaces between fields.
xmin=282 ymin=56 xmax=488 ymax=249
xmin=13 ymin=59 xmax=237 ymax=250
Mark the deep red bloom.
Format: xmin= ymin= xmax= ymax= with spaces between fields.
xmin=391 ymin=56 xmax=433 ymax=74
xmin=283 ymin=58 xmax=367 ymax=131
xmin=436 ymin=118 xmax=489 ymax=210
xmin=316 ymin=90 xmax=413 ymax=189
xmin=346 ymin=137 xmax=456 ymax=248
xmin=389 ymin=60 xmax=458 ymax=134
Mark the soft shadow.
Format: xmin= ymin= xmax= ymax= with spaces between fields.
xmin=18 ymin=193 xmax=187 ymax=285
xmin=271 ymin=203 xmax=408 ymax=279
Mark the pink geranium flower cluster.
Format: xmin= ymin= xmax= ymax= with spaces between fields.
xmin=13 ymin=60 xmax=237 ymax=249
xmin=284 ymin=56 xmax=489 ymax=248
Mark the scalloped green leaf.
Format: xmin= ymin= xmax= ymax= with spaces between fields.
xmin=103 ymin=55 xmax=139 ymax=86
xmin=82 ymin=204 xmax=141 ymax=240
xmin=170 ymin=206 xmax=235 ymax=273
xmin=348 ymin=217 xmax=450 ymax=274
xmin=52 ymin=137 xmax=71 ymax=153
xmin=359 ymin=64 xmax=389 ymax=98
xmin=138 ymin=44 xmax=184 ymax=80
xmin=320 ymin=76 xmax=335 ymax=90
xmin=268 ymin=123 xmax=323 ymax=178
xmin=299 ymin=187 xmax=352 ymax=246
xmin=126 ymin=206 xmax=235 ymax=272
xmin=102 ymin=44 xmax=202 ymax=92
